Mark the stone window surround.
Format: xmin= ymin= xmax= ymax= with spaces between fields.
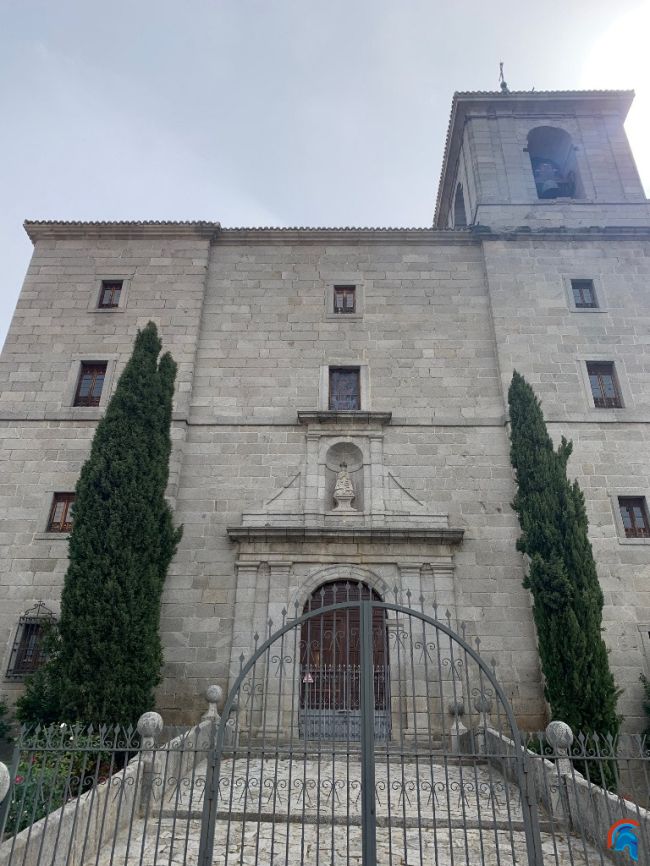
xmin=576 ymin=355 xmax=632 ymax=415
xmin=86 ymin=275 xmax=132 ymax=313
xmin=319 ymin=363 xmax=370 ymax=411
xmin=63 ymin=355 xmax=118 ymax=413
xmin=563 ymin=275 xmax=608 ymax=313
xmin=608 ymin=489 xmax=650 ymax=545
xmin=324 ymin=282 xmax=365 ymax=321
xmin=639 ymin=624 xmax=650 ymax=670
xmin=34 ymin=488 xmax=77 ymax=540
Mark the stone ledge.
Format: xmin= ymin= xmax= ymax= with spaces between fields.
xmin=227 ymin=525 xmax=464 ymax=544
xmin=297 ymin=411 xmax=392 ymax=426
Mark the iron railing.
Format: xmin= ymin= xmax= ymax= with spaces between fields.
xmin=1 ymin=721 xmax=648 ymax=866
xmin=0 ymin=598 xmax=648 ymax=866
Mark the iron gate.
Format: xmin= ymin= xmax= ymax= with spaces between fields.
xmin=198 ymin=593 xmax=545 ymax=866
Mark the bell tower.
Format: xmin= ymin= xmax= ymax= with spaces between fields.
xmin=434 ymin=90 xmax=648 ymax=231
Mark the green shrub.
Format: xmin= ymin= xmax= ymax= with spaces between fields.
xmin=0 ymin=697 xmax=11 ymax=744
xmin=641 ymin=673 xmax=650 ymax=739
xmin=5 ymin=726 xmax=120 ymax=837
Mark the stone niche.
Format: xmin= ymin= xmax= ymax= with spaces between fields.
xmin=325 ymin=441 xmax=364 ymax=512
xmin=228 ymin=411 xmax=464 ymax=538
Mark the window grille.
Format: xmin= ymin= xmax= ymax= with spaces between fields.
xmin=618 ymin=497 xmax=650 ymax=539
xmin=333 ymin=286 xmax=356 ymax=314
xmin=586 ymin=362 xmax=622 ymax=408
xmin=98 ymin=280 xmax=123 ymax=309
xmin=74 ymin=362 xmax=107 ymax=407
xmin=47 ymin=492 xmax=75 ymax=532
xmin=329 ymin=368 xmax=360 ymax=410
xmin=571 ymin=279 xmax=598 ymax=309
xmin=6 ymin=602 xmax=56 ymax=680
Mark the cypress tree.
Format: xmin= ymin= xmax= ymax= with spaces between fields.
xmin=18 ymin=322 xmax=182 ymax=725
xmin=508 ymin=370 xmax=619 ymax=740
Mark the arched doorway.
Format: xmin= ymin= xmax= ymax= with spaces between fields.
xmin=299 ymin=580 xmax=390 ymax=740
xmin=200 ymin=597 xmax=544 ymax=866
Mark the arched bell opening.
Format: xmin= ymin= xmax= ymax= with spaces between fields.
xmin=299 ymin=580 xmax=390 ymax=740
xmin=453 ymin=182 xmax=468 ymax=227
xmin=528 ymin=125 xmax=582 ymax=199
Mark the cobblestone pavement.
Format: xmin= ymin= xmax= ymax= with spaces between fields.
xmin=103 ymin=818 xmax=602 ymax=866
xmin=93 ymin=757 xmax=602 ymax=866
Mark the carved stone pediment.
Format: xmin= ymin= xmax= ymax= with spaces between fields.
xmin=227 ymin=412 xmax=464 ymax=546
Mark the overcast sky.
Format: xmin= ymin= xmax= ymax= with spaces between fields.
xmin=1 ymin=0 xmax=649 ymax=348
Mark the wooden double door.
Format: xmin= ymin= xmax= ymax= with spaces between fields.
xmin=299 ymin=580 xmax=390 ymax=740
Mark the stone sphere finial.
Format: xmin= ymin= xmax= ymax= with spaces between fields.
xmin=205 ymin=684 xmax=224 ymax=707
xmin=203 ymin=684 xmax=225 ymax=721
xmin=0 ymin=762 xmax=10 ymax=804
xmin=447 ymin=700 xmax=465 ymax=718
xmin=137 ymin=711 xmax=164 ymax=740
xmin=546 ymin=720 xmax=574 ymax=752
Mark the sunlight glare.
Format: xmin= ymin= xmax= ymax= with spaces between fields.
xmin=580 ymin=2 xmax=650 ymax=195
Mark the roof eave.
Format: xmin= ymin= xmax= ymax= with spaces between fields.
xmin=23 ymin=220 xmax=222 ymax=243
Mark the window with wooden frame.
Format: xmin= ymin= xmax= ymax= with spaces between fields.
xmin=98 ymin=280 xmax=123 ymax=309
xmin=571 ymin=279 xmax=598 ymax=309
xmin=74 ymin=362 xmax=107 ymax=407
xmin=586 ymin=362 xmax=623 ymax=408
xmin=47 ymin=492 xmax=75 ymax=533
xmin=618 ymin=497 xmax=650 ymax=539
xmin=329 ymin=367 xmax=360 ymax=410
xmin=6 ymin=602 xmax=56 ymax=681
xmin=333 ymin=286 xmax=356 ymax=314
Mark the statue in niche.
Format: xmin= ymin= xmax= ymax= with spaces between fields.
xmin=333 ymin=462 xmax=356 ymax=512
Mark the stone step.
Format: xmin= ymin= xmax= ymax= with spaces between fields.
xmin=158 ymin=809 xmax=553 ymax=834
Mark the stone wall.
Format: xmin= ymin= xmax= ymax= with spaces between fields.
xmin=0 ymin=227 xmax=648 ymax=732
xmin=484 ymin=236 xmax=650 ymax=726
xmin=0 ymin=227 xmax=212 ymax=703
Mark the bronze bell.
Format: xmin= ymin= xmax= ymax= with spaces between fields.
xmin=540 ymin=179 xmax=561 ymax=198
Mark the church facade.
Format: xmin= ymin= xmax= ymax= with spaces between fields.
xmin=1 ymin=89 xmax=649 ymax=732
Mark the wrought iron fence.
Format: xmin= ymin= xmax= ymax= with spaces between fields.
xmin=0 ymin=718 xmax=214 ymax=866
xmin=0 ymin=597 xmax=648 ymax=866
xmin=1 ymin=717 xmax=648 ymax=866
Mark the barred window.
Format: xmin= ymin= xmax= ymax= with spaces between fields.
xmin=618 ymin=497 xmax=650 ymax=539
xmin=571 ymin=279 xmax=598 ymax=309
xmin=47 ymin=492 xmax=75 ymax=533
xmin=333 ymin=286 xmax=356 ymax=314
xmin=98 ymin=280 xmax=123 ymax=309
xmin=329 ymin=367 xmax=360 ymax=410
xmin=586 ymin=362 xmax=623 ymax=409
xmin=6 ymin=602 xmax=56 ymax=680
xmin=74 ymin=362 xmax=107 ymax=407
